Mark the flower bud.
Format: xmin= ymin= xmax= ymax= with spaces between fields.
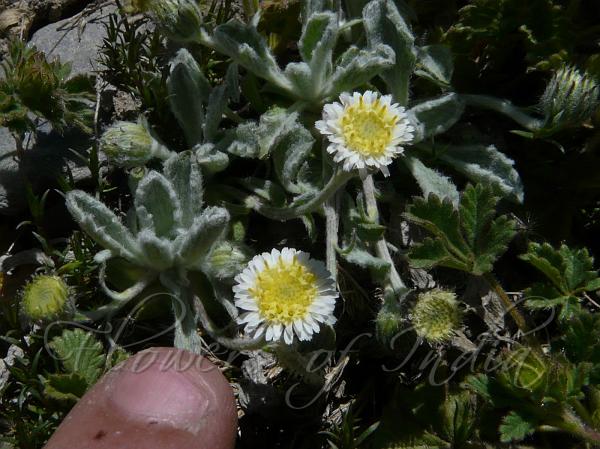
xmin=147 ymin=0 xmax=203 ymax=42
xmin=411 ymin=289 xmax=462 ymax=343
xmin=21 ymin=275 xmax=70 ymax=321
xmin=499 ymin=347 xmax=548 ymax=394
xmin=207 ymin=241 xmax=251 ymax=280
xmin=540 ymin=66 xmax=599 ymax=131
xmin=101 ymin=119 xmax=172 ymax=168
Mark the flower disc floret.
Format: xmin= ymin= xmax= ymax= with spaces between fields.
xmin=316 ymin=91 xmax=414 ymax=177
xmin=233 ymin=248 xmax=338 ymax=344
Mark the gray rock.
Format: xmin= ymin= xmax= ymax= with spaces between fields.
xmin=0 ymin=125 xmax=95 ymax=215
xmin=29 ymin=4 xmax=116 ymax=76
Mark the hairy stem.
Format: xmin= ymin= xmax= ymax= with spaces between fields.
xmin=324 ymin=193 xmax=340 ymax=281
xmin=250 ymin=170 xmax=354 ymax=221
xmin=554 ymin=408 xmax=600 ymax=447
xmin=362 ymin=175 xmax=408 ymax=297
xmin=461 ymin=94 xmax=543 ymax=131
xmin=483 ymin=273 xmax=534 ymax=342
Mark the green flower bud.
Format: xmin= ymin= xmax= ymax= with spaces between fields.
xmin=101 ymin=119 xmax=172 ymax=168
xmin=21 ymin=275 xmax=70 ymax=321
xmin=207 ymin=241 xmax=251 ymax=280
xmin=411 ymin=289 xmax=462 ymax=343
xmin=499 ymin=347 xmax=548 ymax=394
xmin=147 ymin=0 xmax=203 ymax=42
xmin=540 ymin=66 xmax=599 ymax=131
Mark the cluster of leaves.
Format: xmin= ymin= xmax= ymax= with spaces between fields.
xmin=0 ymin=328 xmax=124 ymax=448
xmin=0 ymin=39 xmax=94 ymax=142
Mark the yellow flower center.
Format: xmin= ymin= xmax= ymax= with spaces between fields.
xmin=340 ymin=97 xmax=398 ymax=157
xmin=250 ymin=256 xmax=318 ymax=325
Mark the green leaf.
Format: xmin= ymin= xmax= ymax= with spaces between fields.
xmin=437 ymin=144 xmax=524 ymax=202
xmin=135 ymin=171 xmax=181 ymax=238
xmin=299 ymin=11 xmax=338 ymax=69
xmin=44 ymin=372 xmax=89 ymax=402
xmin=163 ymin=151 xmax=204 ymax=228
xmin=415 ymin=45 xmax=454 ymax=86
xmin=499 ymin=411 xmax=536 ymax=443
xmin=66 ymin=190 xmax=141 ymax=262
xmin=176 ymin=207 xmax=230 ymax=268
xmin=404 ymin=184 xmax=516 ymax=275
xmin=440 ymin=392 xmax=477 ymax=446
xmin=341 ymin=246 xmax=390 ymax=283
xmin=168 ymin=49 xmax=210 ymax=146
xmin=328 ymin=44 xmax=395 ymax=95
xmin=409 ymin=94 xmax=465 ymax=142
xmin=403 ymin=156 xmax=459 ymax=206
xmin=212 ymin=20 xmax=287 ymax=88
xmin=520 ymin=243 xmax=600 ymax=319
xmin=363 ymin=0 xmax=415 ymax=104
xmin=49 ymin=329 xmax=105 ymax=385
xmin=204 ymin=85 xmax=228 ymax=142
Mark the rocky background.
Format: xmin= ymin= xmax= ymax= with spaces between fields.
xmin=1 ymin=0 xmax=115 ymax=216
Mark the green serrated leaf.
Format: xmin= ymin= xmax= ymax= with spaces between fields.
xmin=499 ymin=411 xmax=536 ymax=443
xmin=405 ymin=184 xmax=515 ymax=275
xmin=520 ymin=243 xmax=600 ymax=319
xmin=44 ymin=372 xmax=89 ymax=402
xmin=49 ymin=329 xmax=105 ymax=385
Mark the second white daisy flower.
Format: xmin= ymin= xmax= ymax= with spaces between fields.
xmin=316 ymin=91 xmax=414 ymax=177
xmin=233 ymin=248 xmax=338 ymax=345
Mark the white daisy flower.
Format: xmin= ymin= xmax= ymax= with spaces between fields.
xmin=233 ymin=248 xmax=338 ymax=345
xmin=316 ymin=90 xmax=414 ymax=177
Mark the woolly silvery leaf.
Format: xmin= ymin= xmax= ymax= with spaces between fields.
xmin=438 ymin=144 xmax=524 ymax=203
xmin=404 ymin=156 xmax=459 ymax=207
xmin=163 ymin=152 xmax=203 ymax=228
xmin=176 ymin=207 xmax=230 ymax=268
xmin=341 ymin=246 xmax=390 ymax=283
xmin=416 ymin=45 xmax=454 ymax=87
xmin=256 ymin=108 xmax=299 ymax=158
xmin=195 ymin=143 xmax=229 ymax=173
xmin=299 ymin=11 xmax=338 ymax=94
xmin=283 ymin=62 xmax=316 ymax=99
xmin=301 ymin=0 xmax=336 ymax=22
xmin=66 ymin=191 xmax=140 ymax=261
xmin=299 ymin=12 xmax=338 ymax=64
xmin=204 ymin=85 xmax=227 ymax=142
xmin=137 ymin=229 xmax=175 ymax=271
xmin=212 ymin=20 xmax=289 ymax=89
xmin=363 ymin=0 xmax=415 ymax=104
xmin=168 ymin=49 xmax=210 ymax=146
xmin=135 ymin=171 xmax=182 ymax=238
xmin=408 ymin=93 xmax=466 ymax=142
xmin=224 ymin=121 xmax=260 ymax=158
xmin=329 ymin=44 xmax=395 ymax=96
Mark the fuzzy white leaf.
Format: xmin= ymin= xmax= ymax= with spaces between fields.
xmin=439 ymin=144 xmax=524 ymax=202
xmin=363 ymin=0 xmax=415 ymax=103
xmin=408 ymin=93 xmax=465 ymax=142
xmin=135 ymin=171 xmax=182 ymax=238
xmin=66 ymin=190 xmax=140 ymax=261
xmin=168 ymin=49 xmax=210 ymax=146
xmin=404 ymin=156 xmax=459 ymax=206
xmin=163 ymin=151 xmax=203 ymax=227
xmin=176 ymin=207 xmax=230 ymax=268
